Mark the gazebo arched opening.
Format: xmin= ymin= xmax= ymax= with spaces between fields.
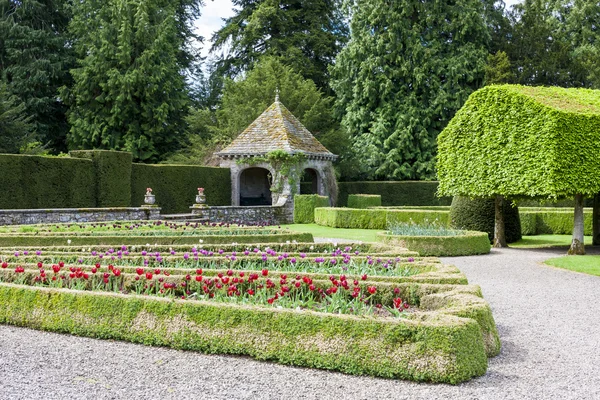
xmin=239 ymin=167 xmax=272 ymax=206
xmin=300 ymin=168 xmax=320 ymax=195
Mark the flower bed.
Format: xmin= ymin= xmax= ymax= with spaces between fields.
xmin=378 ymin=231 xmax=491 ymax=257
xmin=0 ymin=228 xmax=499 ymax=383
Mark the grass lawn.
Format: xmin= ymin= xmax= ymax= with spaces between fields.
xmin=545 ymin=256 xmax=600 ymax=276
xmin=284 ymin=224 xmax=382 ymax=242
xmin=511 ymin=234 xmax=593 ymax=249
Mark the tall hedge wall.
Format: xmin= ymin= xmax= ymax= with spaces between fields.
xmin=0 ymin=154 xmax=96 ymax=209
xmin=71 ymin=150 xmax=132 ymax=207
xmin=131 ymin=164 xmax=231 ymax=214
xmin=336 ymin=181 xmax=451 ymax=207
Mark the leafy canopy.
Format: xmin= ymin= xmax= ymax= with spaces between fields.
xmin=437 ymin=85 xmax=600 ymax=199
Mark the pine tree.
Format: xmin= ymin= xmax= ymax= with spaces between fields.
xmin=485 ymin=51 xmax=514 ymax=85
xmin=0 ymin=0 xmax=72 ymax=152
xmin=65 ymin=0 xmax=193 ymax=162
xmin=210 ymin=0 xmax=348 ymax=93
xmin=0 ymin=82 xmax=34 ymax=153
xmin=567 ymin=0 xmax=600 ymax=88
xmin=331 ymin=0 xmax=489 ymax=180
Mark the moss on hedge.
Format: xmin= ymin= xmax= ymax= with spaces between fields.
xmin=294 ymin=195 xmax=330 ymax=224
xmin=347 ymin=194 xmax=382 ymax=209
xmin=378 ymin=231 xmax=491 ymax=257
xmin=0 ymin=283 xmax=490 ymax=383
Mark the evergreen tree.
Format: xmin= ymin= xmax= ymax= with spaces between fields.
xmin=0 ymin=0 xmax=72 ymax=152
xmin=331 ymin=0 xmax=489 ymax=180
xmin=65 ymin=0 xmax=194 ymax=162
xmin=0 ymin=82 xmax=34 ymax=153
xmin=210 ymin=0 xmax=348 ymax=92
xmin=485 ymin=51 xmax=514 ymax=85
xmin=567 ymin=0 xmax=600 ymax=88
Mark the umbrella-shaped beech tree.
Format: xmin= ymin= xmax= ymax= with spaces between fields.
xmin=437 ymin=85 xmax=600 ymax=255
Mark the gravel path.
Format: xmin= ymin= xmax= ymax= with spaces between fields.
xmin=1 ymin=248 xmax=600 ymax=400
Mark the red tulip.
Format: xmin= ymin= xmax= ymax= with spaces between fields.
xmin=261 ymin=269 xmax=268 ymax=276
xmin=367 ymin=286 xmax=377 ymax=295
xmin=136 ymin=268 xmax=144 ymax=275
xmin=146 ymin=272 xmax=153 ymax=280
xmin=1 ymin=262 xmax=7 ymax=269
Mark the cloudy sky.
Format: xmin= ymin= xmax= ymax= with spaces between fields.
xmin=195 ymin=0 xmax=523 ymax=56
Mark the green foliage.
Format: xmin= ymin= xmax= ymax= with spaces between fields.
xmin=131 ymin=163 xmax=231 ymax=214
xmin=337 ymin=181 xmax=451 ymax=207
xmin=347 ymin=194 xmax=381 ymax=209
xmin=0 ymin=154 xmax=95 ymax=209
xmin=386 ymin=210 xmax=451 ymax=229
xmin=210 ymin=1 xmax=348 ymax=92
xmin=293 ymin=195 xmax=329 ymax=224
xmin=0 ymin=82 xmax=35 ymax=153
xmin=331 ymin=0 xmax=489 ymax=180
xmin=71 ymin=150 xmax=132 ymax=207
xmin=519 ymin=208 xmax=593 ymax=236
xmin=378 ymin=231 xmax=491 ymax=257
xmin=0 ymin=0 xmax=72 ymax=152
xmin=567 ymin=0 xmax=600 ymax=88
xmin=437 ymin=85 xmax=600 ymax=199
xmin=484 ymin=51 xmax=514 ymax=85
xmin=65 ymin=0 xmax=191 ymax=162
xmin=450 ymin=197 xmax=522 ymax=243
xmin=314 ymin=207 xmax=450 ymax=230
xmin=0 ymin=282 xmax=493 ymax=383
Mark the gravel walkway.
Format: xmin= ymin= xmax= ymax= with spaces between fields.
xmin=1 ymin=248 xmax=599 ymax=400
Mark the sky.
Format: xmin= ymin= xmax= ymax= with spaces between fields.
xmin=195 ymin=0 xmax=523 ymax=56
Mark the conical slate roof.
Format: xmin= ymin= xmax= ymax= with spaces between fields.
xmin=217 ymin=98 xmax=337 ymax=161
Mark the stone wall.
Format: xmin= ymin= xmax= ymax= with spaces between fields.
xmin=0 ymin=207 xmax=161 ymax=226
xmin=191 ymin=205 xmax=293 ymax=225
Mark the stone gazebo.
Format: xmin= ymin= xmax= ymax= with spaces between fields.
xmin=216 ymin=95 xmax=337 ymax=219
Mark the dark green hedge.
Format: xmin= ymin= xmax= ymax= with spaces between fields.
xmin=520 ymin=208 xmax=593 ymax=235
xmin=71 ymin=150 xmax=132 ymax=207
xmin=0 ymin=154 xmax=96 ymax=209
xmin=294 ymin=194 xmax=329 ymax=223
xmin=378 ymin=231 xmax=491 ymax=257
xmin=348 ymin=194 xmax=382 ymax=209
xmin=450 ymin=197 xmax=522 ymax=243
xmin=338 ymin=181 xmax=451 ymax=207
xmin=131 ymin=164 xmax=231 ymax=214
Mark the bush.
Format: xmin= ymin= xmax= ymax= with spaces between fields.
xmin=131 ymin=164 xmax=231 ymax=214
xmin=347 ymin=194 xmax=382 ymax=209
xmin=0 ymin=154 xmax=96 ymax=209
xmin=70 ymin=150 xmax=132 ymax=207
xmin=314 ymin=208 xmax=388 ymax=229
xmin=519 ymin=208 xmax=593 ymax=235
xmin=337 ymin=181 xmax=451 ymax=207
xmin=294 ymin=195 xmax=330 ymax=223
xmin=450 ymin=197 xmax=522 ymax=243
xmin=378 ymin=231 xmax=491 ymax=257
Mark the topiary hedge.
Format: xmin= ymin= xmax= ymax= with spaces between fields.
xmin=0 ymin=154 xmax=96 ymax=209
xmin=131 ymin=164 xmax=231 ymax=214
xmin=378 ymin=231 xmax=491 ymax=257
xmin=519 ymin=208 xmax=593 ymax=235
xmin=347 ymin=194 xmax=382 ymax=209
xmin=450 ymin=197 xmax=522 ymax=243
xmin=71 ymin=150 xmax=132 ymax=207
xmin=293 ymin=194 xmax=330 ymax=223
xmin=337 ymin=181 xmax=451 ymax=207
xmin=0 ymin=282 xmax=494 ymax=383
xmin=314 ymin=207 xmax=451 ymax=230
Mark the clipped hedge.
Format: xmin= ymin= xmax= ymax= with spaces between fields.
xmin=520 ymin=208 xmax=593 ymax=235
xmin=0 ymin=283 xmax=493 ymax=383
xmin=131 ymin=164 xmax=231 ymax=214
xmin=450 ymin=197 xmax=522 ymax=243
xmin=348 ymin=194 xmax=382 ymax=209
xmin=337 ymin=181 xmax=452 ymax=207
xmin=293 ymin=194 xmax=329 ymax=224
xmin=0 ymin=154 xmax=96 ymax=209
xmin=71 ymin=150 xmax=132 ymax=207
xmin=314 ymin=207 xmax=451 ymax=230
xmin=378 ymin=231 xmax=491 ymax=257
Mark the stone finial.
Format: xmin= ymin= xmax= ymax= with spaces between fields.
xmin=275 ymin=87 xmax=280 ymax=102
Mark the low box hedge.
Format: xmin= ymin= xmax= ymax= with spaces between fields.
xmin=314 ymin=208 xmax=451 ymax=230
xmin=0 ymin=282 xmax=495 ymax=383
xmin=347 ymin=194 xmax=382 ymax=209
xmin=294 ymin=195 xmax=330 ymax=224
xmin=378 ymin=231 xmax=491 ymax=257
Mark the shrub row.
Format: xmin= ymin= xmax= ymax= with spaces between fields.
xmin=378 ymin=231 xmax=491 ymax=257
xmin=314 ymin=208 xmax=450 ymax=230
xmin=0 ymin=151 xmax=232 ymax=214
xmin=337 ymin=181 xmax=452 ymax=207
xmin=347 ymin=194 xmax=382 ymax=209
xmin=293 ymin=195 xmax=330 ymax=223
xmin=0 ymin=281 xmax=494 ymax=383
xmin=520 ymin=208 xmax=593 ymax=235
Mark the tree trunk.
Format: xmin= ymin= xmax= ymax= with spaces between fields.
xmin=593 ymin=192 xmax=600 ymax=246
xmin=568 ymin=193 xmax=586 ymax=255
xmin=493 ymin=195 xmax=508 ymax=248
